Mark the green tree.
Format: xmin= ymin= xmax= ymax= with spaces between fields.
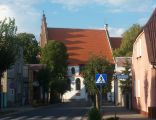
xmin=119 ymin=59 xmax=132 ymax=109
xmin=119 ymin=60 xmax=132 ymax=94
xmin=83 ymin=55 xmax=114 ymax=110
xmin=41 ymin=40 xmax=68 ymax=103
xmin=0 ymin=18 xmax=17 ymax=79
xmin=114 ymin=24 xmax=141 ymax=57
xmin=37 ymin=67 xmax=50 ymax=103
xmin=16 ymin=33 xmax=40 ymax=64
xmin=0 ymin=18 xmax=17 ymax=109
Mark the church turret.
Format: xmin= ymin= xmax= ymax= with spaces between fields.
xmin=39 ymin=11 xmax=48 ymax=48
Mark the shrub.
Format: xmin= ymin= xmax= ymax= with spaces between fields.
xmin=88 ymin=107 xmax=102 ymax=120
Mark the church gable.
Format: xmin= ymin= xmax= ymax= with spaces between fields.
xmin=40 ymin=15 xmax=114 ymax=65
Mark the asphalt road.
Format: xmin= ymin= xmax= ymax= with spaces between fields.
xmin=0 ymin=101 xmax=91 ymax=120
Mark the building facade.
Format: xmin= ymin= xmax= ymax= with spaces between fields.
xmin=113 ymin=57 xmax=132 ymax=107
xmin=132 ymin=8 xmax=156 ymax=118
xmin=7 ymin=47 xmax=25 ymax=106
xmin=39 ymin=14 xmax=114 ymax=101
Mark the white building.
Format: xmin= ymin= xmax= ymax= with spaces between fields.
xmin=113 ymin=57 xmax=131 ymax=106
xmin=63 ymin=66 xmax=87 ymax=101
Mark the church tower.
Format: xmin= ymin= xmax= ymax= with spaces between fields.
xmin=39 ymin=12 xmax=48 ymax=48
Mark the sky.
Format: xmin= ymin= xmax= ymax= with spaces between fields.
xmin=0 ymin=0 xmax=156 ymax=40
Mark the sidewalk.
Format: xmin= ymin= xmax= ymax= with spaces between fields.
xmin=102 ymin=102 xmax=152 ymax=120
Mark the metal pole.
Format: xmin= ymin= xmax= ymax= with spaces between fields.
xmin=100 ymin=83 xmax=102 ymax=112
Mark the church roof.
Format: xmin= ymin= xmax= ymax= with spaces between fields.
xmin=47 ymin=27 xmax=114 ymax=65
xmin=110 ymin=37 xmax=122 ymax=50
xmin=144 ymin=8 xmax=156 ymax=65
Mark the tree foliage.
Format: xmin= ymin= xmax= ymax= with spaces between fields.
xmin=119 ymin=60 xmax=132 ymax=94
xmin=83 ymin=55 xmax=114 ymax=95
xmin=37 ymin=67 xmax=51 ymax=103
xmin=0 ymin=18 xmax=17 ymax=78
xmin=41 ymin=40 xmax=69 ymax=102
xmin=41 ymin=40 xmax=68 ymax=74
xmin=16 ymin=33 xmax=40 ymax=64
xmin=83 ymin=55 xmax=114 ymax=109
xmin=37 ymin=67 xmax=50 ymax=92
xmin=113 ymin=24 xmax=142 ymax=57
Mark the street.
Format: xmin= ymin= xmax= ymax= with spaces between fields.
xmin=0 ymin=101 xmax=90 ymax=120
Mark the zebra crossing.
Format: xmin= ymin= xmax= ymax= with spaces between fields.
xmin=0 ymin=116 xmax=82 ymax=120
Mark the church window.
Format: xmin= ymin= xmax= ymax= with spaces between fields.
xmin=76 ymin=78 xmax=81 ymax=90
xmin=71 ymin=67 xmax=75 ymax=74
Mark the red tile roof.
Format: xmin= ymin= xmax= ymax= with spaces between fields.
xmin=144 ymin=8 xmax=156 ymax=65
xmin=47 ymin=28 xmax=114 ymax=65
xmin=115 ymin=57 xmax=131 ymax=67
xmin=110 ymin=37 xmax=122 ymax=50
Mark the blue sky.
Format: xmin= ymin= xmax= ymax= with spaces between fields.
xmin=0 ymin=0 xmax=156 ymax=39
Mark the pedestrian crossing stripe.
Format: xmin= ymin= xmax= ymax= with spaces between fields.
xmin=95 ymin=74 xmax=107 ymax=84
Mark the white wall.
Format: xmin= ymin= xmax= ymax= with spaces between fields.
xmin=63 ymin=66 xmax=88 ymax=101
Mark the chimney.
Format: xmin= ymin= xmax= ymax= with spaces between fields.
xmin=104 ymin=24 xmax=108 ymax=30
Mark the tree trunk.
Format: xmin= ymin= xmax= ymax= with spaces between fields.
xmin=50 ymin=89 xmax=53 ymax=103
xmin=60 ymin=94 xmax=63 ymax=102
xmin=0 ymin=72 xmax=3 ymax=110
xmin=95 ymin=93 xmax=99 ymax=110
xmin=46 ymin=91 xmax=49 ymax=104
xmin=42 ymin=88 xmax=45 ymax=104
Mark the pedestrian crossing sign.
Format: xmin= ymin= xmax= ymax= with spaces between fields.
xmin=95 ymin=74 xmax=107 ymax=84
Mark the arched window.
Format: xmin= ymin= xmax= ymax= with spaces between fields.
xmin=76 ymin=78 xmax=81 ymax=90
xmin=71 ymin=67 xmax=75 ymax=74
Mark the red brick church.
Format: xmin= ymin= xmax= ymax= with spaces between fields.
xmin=39 ymin=13 xmax=119 ymax=101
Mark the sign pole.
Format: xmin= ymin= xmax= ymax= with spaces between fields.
xmin=100 ymin=83 xmax=102 ymax=112
xmin=95 ymin=74 xmax=107 ymax=112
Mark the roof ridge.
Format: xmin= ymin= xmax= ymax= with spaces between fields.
xmin=144 ymin=8 xmax=156 ymax=27
xmin=47 ymin=27 xmax=106 ymax=31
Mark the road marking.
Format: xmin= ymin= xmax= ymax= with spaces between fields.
xmin=0 ymin=117 xmax=11 ymax=120
xmin=42 ymin=116 xmax=54 ymax=119
xmin=27 ymin=116 xmax=41 ymax=119
xmin=11 ymin=116 xmax=27 ymax=120
xmin=57 ymin=116 xmax=67 ymax=120
xmin=72 ymin=116 xmax=82 ymax=120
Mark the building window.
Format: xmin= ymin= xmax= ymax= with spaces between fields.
xmin=76 ymin=78 xmax=81 ymax=90
xmin=10 ymin=89 xmax=14 ymax=95
xmin=71 ymin=67 xmax=75 ymax=74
